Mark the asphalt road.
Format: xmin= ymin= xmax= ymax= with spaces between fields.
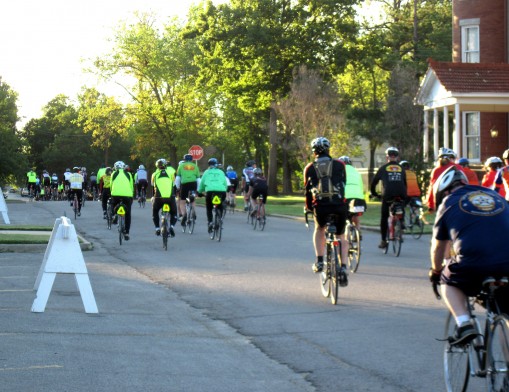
xmin=0 ymin=197 xmax=487 ymax=391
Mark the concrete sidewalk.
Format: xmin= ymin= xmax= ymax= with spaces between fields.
xmin=0 ymin=201 xmax=314 ymax=392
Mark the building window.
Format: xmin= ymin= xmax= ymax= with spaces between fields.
xmin=461 ymin=25 xmax=479 ymax=63
xmin=463 ymin=112 xmax=480 ymax=161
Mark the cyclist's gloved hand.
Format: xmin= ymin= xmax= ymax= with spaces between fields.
xmin=428 ymin=268 xmax=442 ymax=284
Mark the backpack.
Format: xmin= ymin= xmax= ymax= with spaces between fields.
xmin=311 ymin=157 xmax=343 ymax=204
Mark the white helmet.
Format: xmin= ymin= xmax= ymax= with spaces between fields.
xmin=139 ymin=164 xmax=145 ymax=170
xmin=114 ymin=161 xmax=125 ymax=170
xmin=433 ymin=166 xmax=468 ymax=208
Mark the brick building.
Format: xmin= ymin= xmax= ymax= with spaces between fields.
xmin=415 ymin=0 xmax=509 ymax=164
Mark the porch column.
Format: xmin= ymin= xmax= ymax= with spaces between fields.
xmin=454 ymin=103 xmax=461 ymax=156
xmin=433 ymin=108 xmax=439 ymax=160
xmin=443 ymin=107 xmax=449 ymax=149
xmin=423 ymin=110 xmax=429 ymax=162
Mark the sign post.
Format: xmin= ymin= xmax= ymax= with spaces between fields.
xmin=188 ymin=145 xmax=204 ymax=161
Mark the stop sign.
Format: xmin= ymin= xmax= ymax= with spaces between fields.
xmin=188 ymin=145 xmax=204 ymax=160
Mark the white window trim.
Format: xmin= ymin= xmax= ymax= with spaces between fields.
xmin=462 ymin=111 xmax=480 ymax=163
xmin=461 ymin=24 xmax=480 ymax=63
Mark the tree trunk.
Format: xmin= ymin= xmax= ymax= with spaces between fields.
xmin=368 ymin=141 xmax=377 ymax=188
xmin=282 ymin=147 xmax=293 ymax=194
xmin=268 ymin=106 xmax=278 ymax=195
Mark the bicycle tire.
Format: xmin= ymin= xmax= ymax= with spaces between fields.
xmin=215 ymin=211 xmax=222 ymax=242
xmin=348 ymin=223 xmax=361 ymax=273
xmin=411 ymin=215 xmax=424 ymax=240
xmin=210 ymin=209 xmax=216 ymax=240
xmin=443 ymin=312 xmax=470 ymax=392
xmin=320 ymin=246 xmax=331 ymax=298
xmin=118 ymin=216 xmax=125 ymax=245
xmin=161 ymin=217 xmax=168 ymax=251
xmin=259 ymin=204 xmax=266 ymax=231
xmin=74 ymin=195 xmax=78 ymax=220
xmin=247 ymin=203 xmax=253 ymax=224
xmin=330 ymin=243 xmax=340 ymax=305
xmin=393 ymin=219 xmax=402 ymax=257
xmin=486 ymin=314 xmax=509 ymax=391
xmin=229 ymin=196 xmax=235 ymax=214
xmin=187 ymin=205 xmax=195 ymax=234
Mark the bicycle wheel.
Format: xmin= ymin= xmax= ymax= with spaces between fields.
xmin=348 ymin=224 xmax=361 ymax=273
xmin=215 ymin=211 xmax=222 ymax=242
xmin=230 ymin=196 xmax=235 ymax=214
xmin=258 ymin=204 xmax=266 ymax=231
xmin=486 ymin=315 xmax=509 ymax=392
xmin=320 ymin=247 xmax=331 ymax=298
xmin=161 ymin=218 xmax=168 ymax=251
xmin=74 ymin=196 xmax=78 ymax=220
xmin=393 ymin=219 xmax=402 ymax=257
xmin=247 ymin=203 xmax=253 ymax=224
xmin=444 ymin=312 xmax=470 ymax=392
xmin=411 ymin=215 xmax=424 ymax=240
xmin=187 ymin=205 xmax=195 ymax=234
xmin=210 ymin=210 xmax=216 ymax=240
xmin=330 ymin=243 xmax=340 ymax=305
xmin=106 ymin=201 xmax=113 ymax=230
xmin=118 ymin=216 xmax=125 ymax=245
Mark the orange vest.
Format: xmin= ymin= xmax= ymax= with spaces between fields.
xmin=405 ymin=170 xmax=421 ymax=198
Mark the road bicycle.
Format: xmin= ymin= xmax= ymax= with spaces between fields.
xmin=434 ymin=277 xmax=509 ymax=392
xmin=160 ymin=202 xmax=171 ymax=250
xmin=252 ymin=194 xmax=266 ymax=231
xmin=116 ymin=202 xmax=127 ymax=245
xmin=106 ymin=198 xmax=113 ymax=230
xmin=246 ymin=198 xmax=254 ymax=224
xmin=209 ymin=194 xmax=223 ymax=242
xmin=405 ymin=197 xmax=425 ymax=239
xmin=384 ymin=198 xmax=405 ymax=257
xmin=226 ymin=189 xmax=236 ymax=214
xmin=345 ymin=209 xmax=362 ymax=273
xmin=72 ymin=192 xmax=79 ymax=220
xmin=138 ymin=187 xmax=146 ymax=208
xmin=306 ymin=212 xmax=346 ymax=305
xmin=182 ymin=191 xmax=196 ymax=234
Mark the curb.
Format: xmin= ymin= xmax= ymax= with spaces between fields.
xmin=0 ymin=234 xmax=93 ymax=253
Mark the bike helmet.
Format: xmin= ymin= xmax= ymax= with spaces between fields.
xmin=227 ymin=165 xmax=233 ymax=171
xmin=66 ymin=168 xmax=70 ymax=172
xmin=156 ymin=158 xmax=167 ymax=169
xmin=113 ymin=161 xmax=125 ymax=170
xmin=43 ymin=169 xmax=48 ymax=173
xmin=338 ymin=156 xmax=351 ymax=165
xmin=184 ymin=154 xmax=193 ymax=161
xmin=311 ymin=137 xmax=330 ymax=154
xmin=105 ymin=167 xmax=112 ymax=175
xmin=458 ymin=157 xmax=469 ymax=167
xmin=208 ymin=158 xmax=218 ymax=167
xmin=503 ymin=149 xmax=509 ymax=161
xmin=433 ymin=166 xmax=468 ymax=208
xmin=52 ymin=173 xmax=57 ymax=176
xmin=437 ymin=147 xmax=455 ymax=159
xmin=139 ymin=164 xmax=145 ymax=170
xmin=399 ymin=160 xmax=410 ymax=169
xmin=72 ymin=166 xmax=80 ymax=172
xmin=385 ymin=147 xmax=399 ymax=157
xmin=485 ymin=156 xmax=503 ymax=169
xmin=246 ymin=160 xmax=256 ymax=167
xmin=253 ymin=168 xmax=263 ymax=176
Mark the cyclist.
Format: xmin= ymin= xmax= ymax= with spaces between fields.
xmin=226 ymin=165 xmax=238 ymax=205
xmin=426 ymin=147 xmax=461 ymax=212
xmin=495 ymin=149 xmax=509 ymax=201
xmin=457 ymin=157 xmax=480 ymax=185
xmin=429 ymin=166 xmax=509 ymax=344
xmin=111 ymin=161 xmax=134 ymax=240
xmin=198 ymin=158 xmax=228 ymax=233
xmin=50 ymin=172 xmax=59 ymax=197
xmin=304 ymin=137 xmax=348 ymax=286
xmin=63 ymin=168 xmax=72 ymax=199
xmin=26 ymin=168 xmax=37 ymax=196
xmin=370 ymin=147 xmax=407 ymax=249
xmin=242 ymin=160 xmax=256 ymax=211
xmin=338 ymin=156 xmax=366 ymax=235
xmin=96 ymin=164 xmax=107 ymax=185
xmin=481 ymin=156 xmax=505 ymax=198
xmin=99 ymin=167 xmax=113 ymax=219
xmin=69 ymin=166 xmax=85 ymax=216
xmin=176 ymin=154 xmax=200 ymax=227
xmin=41 ymin=170 xmax=51 ymax=198
xmin=134 ymin=164 xmax=148 ymax=200
xmin=249 ymin=168 xmax=268 ymax=217
xmin=152 ymin=158 xmax=178 ymax=237
xmin=89 ymin=171 xmax=98 ymax=199
xmin=399 ymin=160 xmax=421 ymax=204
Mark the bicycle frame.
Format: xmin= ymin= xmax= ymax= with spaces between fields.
xmin=161 ymin=203 xmax=171 ymax=250
xmin=253 ymin=195 xmax=266 ymax=230
xmin=117 ymin=202 xmax=127 ymax=245
xmin=210 ymin=195 xmax=223 ymax=241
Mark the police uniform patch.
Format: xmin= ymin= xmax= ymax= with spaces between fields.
xmin=459 ymin=190 xmax=506 ymax=216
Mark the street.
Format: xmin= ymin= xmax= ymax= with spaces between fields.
xmin=0 ymin=198 xmax=487 ymax=391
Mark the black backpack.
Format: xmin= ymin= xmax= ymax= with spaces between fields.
xmin=311 ymin=157 xmax=343 ymax=204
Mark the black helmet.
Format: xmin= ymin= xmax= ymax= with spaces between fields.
xmin=105 ymin=167 xmax=112 ymax=175
xmin=246 ymin=160 xmax=256 ymax=167
xmin=399 ymin=160 xmax=410 ymax=169
xmin=433 ymin=166 xmax=468 ymax=208
xmin=253 ymin=168 xmax=263 ymax=176
xmin=184 ymin=154 xmax=193 ymax=161
xmin=208 ymin=158 xmax=218 ymax=167
xmin=385 ymin=147 xmax=399 ymax=157
xmin=311 ymin=137 xmax=330 ymax=154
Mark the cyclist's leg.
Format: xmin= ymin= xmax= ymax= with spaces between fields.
xmin=380 ymin=200 xmax=390 ymax=245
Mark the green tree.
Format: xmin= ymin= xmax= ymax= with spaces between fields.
xmin=0 ymin=78 xmax=26 ymax=185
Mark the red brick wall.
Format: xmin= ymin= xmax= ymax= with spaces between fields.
xmin=452 ymin=0 xmax=507 ymax=62
xmin=480 ymin=112 xmax=508 ymax=158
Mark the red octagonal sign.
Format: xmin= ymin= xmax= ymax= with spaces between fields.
xmin=188 ymin=145 xmax=204 ymax=160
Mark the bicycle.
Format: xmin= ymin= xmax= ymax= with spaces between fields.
xmin=405 ymin=197 xmax=425 ymax=240
xmin=160 ymin=202 xmax=171 ymax=250
xmin=182 ymin=191 xmax=196 ymax=234
xmin=209 ymin=194 xmax=223 ymax=242
xmin=305 ymin=212 xmax=345 ymax=305
xmin=116 ymin=202 xmax=127 ymax=245
xmin=252 ymin=194 xmax=266 ymax=231
xmin=138 ymin=187 xmax=146 ymax=208
xmin=226 ymin=189 xmax=236 ymax=214
xmin=384 ymin=198 xmax=405 ymax=257
xmin=246 ymin=199 xmax=254 ymax=224
xmin=72 ymin=192 xmax=79 ymax=220
xmin=434 ymin=277 xmax=509 ymax=392
xmin=345 ymin=210 xmax=362 ymax=273
xmin=106 ymin=198 xmax=113 ymax=230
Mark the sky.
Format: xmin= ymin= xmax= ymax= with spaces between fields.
xmin=0 ymin=0 xmax=207 ymax=126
